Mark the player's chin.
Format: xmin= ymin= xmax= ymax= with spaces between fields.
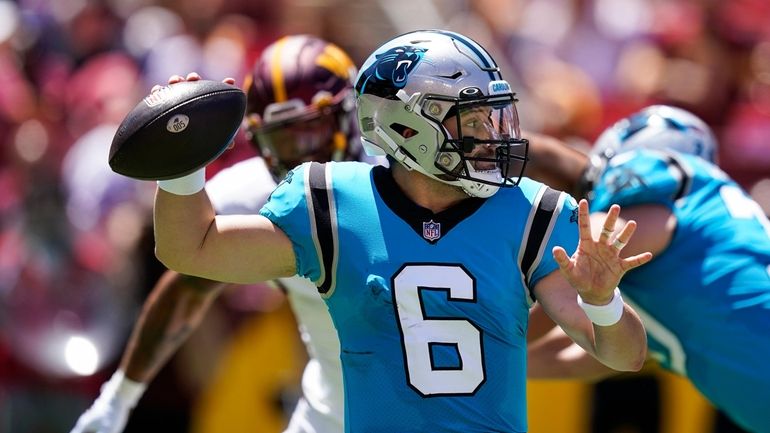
xmin=472 ymin=164 xmax=500 ymax=174
xmin=468 ymin=156 xmax=498 ymax=172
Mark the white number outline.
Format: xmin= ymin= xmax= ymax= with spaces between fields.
xmin=392 ymin=264 xmax=486 ymax=396
xmin=720 ymin=184 xmax=770 ymax=239
xmin=719 ymin=183 xmax=770 ymax=301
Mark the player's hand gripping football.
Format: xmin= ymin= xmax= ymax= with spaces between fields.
xmin=151 ymin=71 xmax=235 ymax=92
xmin=153 ymin=72 xmax=237 ymax=151
xmin=552 ymin=199 xmax=653 ymax=305
xmin=108 ymin=71 xmax=244 ymax=180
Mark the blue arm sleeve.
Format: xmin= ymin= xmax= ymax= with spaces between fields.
xmin=258 ymin=163 xmax=322 ymax=282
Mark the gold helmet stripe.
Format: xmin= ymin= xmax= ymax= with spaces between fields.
xmin=270 ymin=36 xmax=289 ymax=102
xmin=316 ymin=43 xmax=355 ymax=80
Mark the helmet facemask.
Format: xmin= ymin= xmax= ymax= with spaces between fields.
xmin=425 ymin=92 xmax=529 ymax=197
xmin=249 ymin=92 xmax=352 ymax=177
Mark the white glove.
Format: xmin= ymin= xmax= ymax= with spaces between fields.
xmin=70 ymin=370 xmax=147 ymax=433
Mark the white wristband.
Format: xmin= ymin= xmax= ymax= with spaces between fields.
xmin=157 ymin=168 xmax=206 ymax=195
xmin=101 ymin=370 xmax=147 ymax=408
xmin=577 ymin=287 xmax=624 ymax=326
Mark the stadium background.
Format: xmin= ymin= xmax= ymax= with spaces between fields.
xmin=0 ymin=0 xmax=768 ymax=432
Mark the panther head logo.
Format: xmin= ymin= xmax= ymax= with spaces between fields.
xmin=356 ymin=45 xmax=427 ymax=98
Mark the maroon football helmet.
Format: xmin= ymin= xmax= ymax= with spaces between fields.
xmin=243 ymin=35 xmax=359 ymax=177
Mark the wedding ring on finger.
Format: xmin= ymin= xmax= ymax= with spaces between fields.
xmin=612 ymin=238 xmax=627 ymax=250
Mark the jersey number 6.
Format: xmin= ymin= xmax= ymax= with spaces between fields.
xmin=392 ymin=264 xmax=486 ymax=396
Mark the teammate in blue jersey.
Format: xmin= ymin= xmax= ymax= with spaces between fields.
xmin=526 ymin=105 xmax=770 ymax=433
xmin=150 ymin=30 xmax=650 ymax=432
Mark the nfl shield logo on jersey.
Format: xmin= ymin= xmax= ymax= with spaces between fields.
xmin=423 ymin=220 xmax=441 ymax=241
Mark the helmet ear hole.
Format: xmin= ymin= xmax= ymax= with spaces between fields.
xmin=390 ymin=123 xmax=418 ymax=139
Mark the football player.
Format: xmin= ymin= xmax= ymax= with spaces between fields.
xmin=148 ymin=30 xmax=650 ymax=432
xmin=71 ymin=34 xmax=364 ymax=433
xmin=526 ymin=105 xmax=770 ymax=433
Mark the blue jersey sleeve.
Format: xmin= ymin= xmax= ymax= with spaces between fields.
xmin=590 ymin=150 xmax=685 ymax=212
xmin=530 ymin=194 xmax=579 ymax=288
xmin=258 ymin=163 xmax=322 ymax=282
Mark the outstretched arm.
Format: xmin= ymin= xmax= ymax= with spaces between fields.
xmin=533 ymin=199 xmax=652 ymax=372
xmin=71 ymin=271 xmax=227 ymax=433
xmin=527 ymin=307 xmax=620 ymax=381
xmin=528 ymin=203 xmax=674 ymax=379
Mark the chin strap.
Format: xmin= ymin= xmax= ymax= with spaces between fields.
xmin=460 ymin=179 xmax=498 ymax=198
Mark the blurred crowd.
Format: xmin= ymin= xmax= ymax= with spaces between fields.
xmin=0 ymin=0 xmax=768 ymax=432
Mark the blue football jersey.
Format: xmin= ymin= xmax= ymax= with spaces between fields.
xmin=591 ymin=149 xmax=770 ymax=432
xmin=260 ymin=161 xmax=578 ymax=433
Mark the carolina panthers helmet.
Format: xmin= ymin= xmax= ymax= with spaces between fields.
xmin=591 ymin=105 xmax=718 ymax=163
xmin=355 ymin=30 xmax=528 ymax=198
xmin=243 ymin=35 xmax=359 ymax=177
xmin=576 ymin=104 xmax=719 ymax=200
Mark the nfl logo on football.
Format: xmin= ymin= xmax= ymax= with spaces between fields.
xmin=143 ymin=87 xmax=172 ymax=107
xmin=423 ymin=220 xmax=441 ymax=241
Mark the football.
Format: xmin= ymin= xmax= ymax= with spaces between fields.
xmin=108 ymin=79 xmax=247 ymax=180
